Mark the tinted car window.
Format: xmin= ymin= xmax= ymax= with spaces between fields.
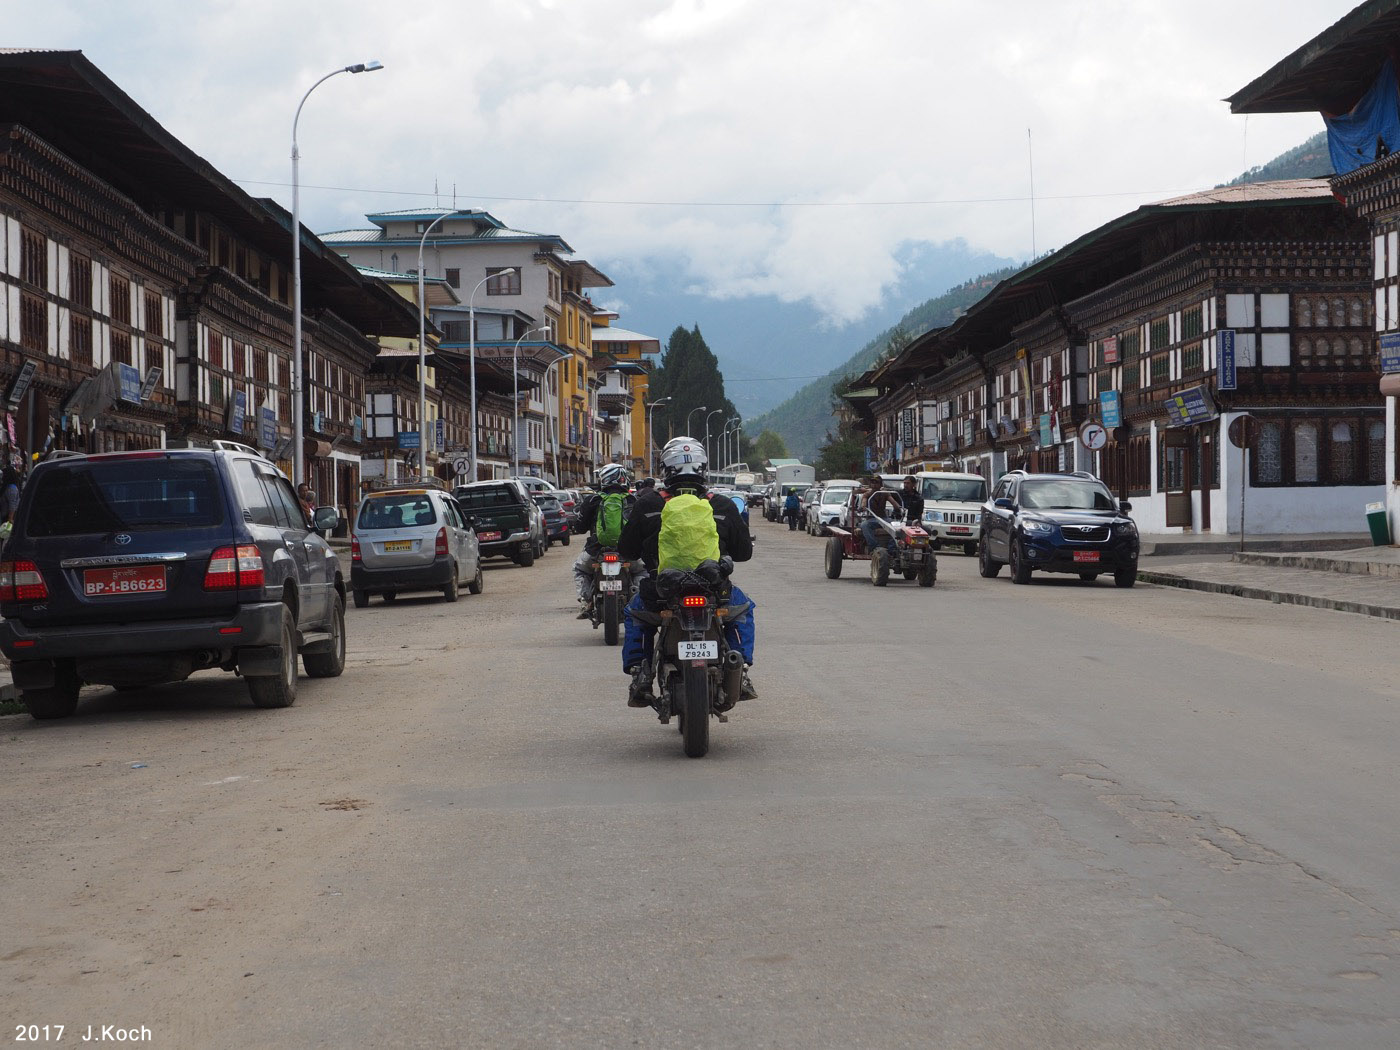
xmin=1019 ymin=480 xmax=1116 ymax=510
xmin=454 ymin=485 xmax=515 ymax=509
xmin=358 ymin=494 xmax=439 ymax=530
xmin=231 ymin=460 xmax=278 ymax=527
xmin=267 ymin=476 xmax=309 ymax=530
xmin=24 ymin=458 xmax=224 ymax=536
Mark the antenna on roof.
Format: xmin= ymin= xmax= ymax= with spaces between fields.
xmin=434 ymin=177 xmax=439 ymax=207
xmin=453 ymin=183 xmax=457 ymax=208
xmin=1027 ymin=128 xmax=1037 ymax=262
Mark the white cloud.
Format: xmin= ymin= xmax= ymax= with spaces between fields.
xmin=8 ymin=0 xmax=1344 ymax=324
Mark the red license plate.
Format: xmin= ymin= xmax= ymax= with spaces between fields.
xmin=1072 ymin=550 xmax=1100 ymax=563
xmin=949 ymin=526 xmax=971 ymax=534
xmin=478 ymin=530 xmax=501 ymax=541
xmin=83 ymin=565 xmax=167 ymax=597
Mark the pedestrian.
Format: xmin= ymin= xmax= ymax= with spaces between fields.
xmin=297 ymin=482 xmax=316 ymax=518
xmin=1 ymin=466 xmax=20 ymax=524
xmin=783 ymin=488 xmax=802 ymax=530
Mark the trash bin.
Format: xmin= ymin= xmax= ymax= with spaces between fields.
xmin=1365 ymin=501 xmax=1391 ymax=546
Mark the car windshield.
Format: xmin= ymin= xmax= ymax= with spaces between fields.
xmin=821 ymin=488 xmax=853 ymax=506
xmin=923 ymin=477 xmax=986 ymax=502
xmin=358 ymin=495 xmax=439 ymax=530
xmin=1018 ymin=479 xmax=1117 ymax=511
xmin=454 ymin=485 xmax=516 ymax=509
xmin=534 ymin=496 xmax=560 ymax=512
xmin=25 ymin=458 xmax=225 ymax=536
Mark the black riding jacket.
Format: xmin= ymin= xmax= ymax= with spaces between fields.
xmin=618 ymin=486 xmax=753 ymax=571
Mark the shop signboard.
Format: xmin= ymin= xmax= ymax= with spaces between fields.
xmin=117 ymin=363 xmax=142 ymax=404
xmin=1380 ymin=332 xmax=1400 ymax=374
xmin=138 ymin=367 xmax=162 ymax=402
xmin=1099 ymin=390 xmax=1121 ymax=428
xmin=435 ymin=418 xmax=446 ymax=451
xmin=1218 ymin=329 xmax=1237 ymax=390
xmin=228 ymin=390 xmax=247 ymax=435
xmin=1162 ymin=385 xmax=1216 ymax=427
xmin=7 ymin=360 xmax=37 ymax=408
xmin=397 ymin=430 xmax=421 ymax=450
xmin=1102 ymin=335 xmax=1119 ymax=365
xmin=1038 ymin=413 xmax=1053 ymax=446
xmin=258 ymin=407 xmax=277 ymax=450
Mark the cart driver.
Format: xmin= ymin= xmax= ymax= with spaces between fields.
xmin=858 ymin=476 xmax=901 ymax=552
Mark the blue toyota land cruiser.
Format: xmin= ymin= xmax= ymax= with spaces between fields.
xmin=0 ymin=442 xmax=345 ymax=719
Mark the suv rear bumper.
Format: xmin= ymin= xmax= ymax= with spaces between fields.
xmin=476 ymin=530 xmax=531 ymax=557
xmin=0 ymin=601 xmax=287 ymax=663
xmin=351 ymin=557 xmax=453 ymax=592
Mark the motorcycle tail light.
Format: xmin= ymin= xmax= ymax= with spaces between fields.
xmin=682 ymin=594 xmax=707 ymax=608
xmin=602 ymin=552 xmax=620 ymax=563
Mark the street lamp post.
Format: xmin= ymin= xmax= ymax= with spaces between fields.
xmin=727 ymin=416 xmax=741 ymax=468
xmin=468 ymin=267 xmax=516 ymax=482
xmin=704 ymin=408 xmax=723 ymax=465
xmin=686 ymin=405 xmax=707 ymax=439
xmin=416 ymin=210 xmax=456 ymax=477
xmin=511 ymin=324 xmax=549 ymax=478
xmin=291 ymin=59 xmax=383 ymax=486
xmin=646 ymin=395 xmax=672 ymax=476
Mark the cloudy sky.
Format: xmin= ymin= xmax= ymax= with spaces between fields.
xmin=11 ymin=0 xmax=1350 ymax=327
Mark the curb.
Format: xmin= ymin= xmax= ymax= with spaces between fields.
xmin=1232 ymin=551 xmax=1400 ymax=580
xmin=1137 ymin=570 xmax=1400 ymax=622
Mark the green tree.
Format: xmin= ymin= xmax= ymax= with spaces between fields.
xmin=814 ymin=375 xmax=868 ymax=479
xmin=749 ymin=429 xmax=788 ymax=465
xmin=648 ymin=324 xmax=739 ymax=458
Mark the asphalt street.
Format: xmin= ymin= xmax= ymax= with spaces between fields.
xmin=3 ymin=522 xmax=1399 ymax=1049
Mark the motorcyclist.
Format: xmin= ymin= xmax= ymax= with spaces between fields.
xmin=783 ymin=488 xmax=802 ymax=530
xmin=571 ymin=463 xmax=634 ymax=618
xmin=619 ymin=436 xmax=756 ymax=707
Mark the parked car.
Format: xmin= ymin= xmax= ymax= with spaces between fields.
xmin=915 ymin=471 xmax=988 ymax=555
xmin=554 ymin=488 xmax=582 ymax=529
xmin=453 ymin=479 xmax=547 ymax=565
xmin=0 ymin=443 xmax=345 ymax=718
xmin=808 ymin=481 xmax=858 ymax=535
xmin=978 ymin=470 xmax=1139 ymax=587
xmin=351 ymin=483 xmax=482 ymax=607
xmin=532 ymin=492 xmax=571 ymax=546
xmin=510 ymin=476 xmax=554 ymax=495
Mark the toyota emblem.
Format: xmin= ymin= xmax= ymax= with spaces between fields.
xmin=114 ymin=533 xmax=132 ymax=546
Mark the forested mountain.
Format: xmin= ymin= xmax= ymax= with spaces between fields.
xmin=749 ymin=130 xmax=1335 ymax=463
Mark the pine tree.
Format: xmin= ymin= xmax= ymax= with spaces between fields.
xmin=648 ymin=325 xmax=739 ymax=459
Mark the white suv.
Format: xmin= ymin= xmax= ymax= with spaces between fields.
xmin=915 ymin=471 xmax=988 ymax=555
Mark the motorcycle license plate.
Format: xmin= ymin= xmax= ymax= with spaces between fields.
xmin=599 ymin=579 xmax=623 ymax=592
xmin=83 ymin=565 xmax=166 ymax=597
xmin=478 ymin=530 xmax=501 ymax=541
xmin=1073 ymin=550 xmax=1100 ymax=563
xmin=601 ymin=562 xmax=621 ymax=576
xmin=678 ymin=640 xmax=718 ymax=661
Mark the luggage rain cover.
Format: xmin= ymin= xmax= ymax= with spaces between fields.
xmin=657 ymin=493 xmax=720 ymax=571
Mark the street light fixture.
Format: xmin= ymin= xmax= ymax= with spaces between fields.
xmin=468 ymin=267 xmax=516 ymax=482
xmin=511 ymin=324 xmax=550 ymax=478
xmin=290 ymin=58 xmax=383 ymax=486
xmin=686 ymin=405 xmax=707 ymax=438
xmin=646 ymin=395 xmax=672 ymax=476
xmin=704 ymin=408 xmax=723 ymax=465
xmin=727 ymin=415 xmax=741 ymax=468
xmin=416 ymin=210 xmax=456 ymax=476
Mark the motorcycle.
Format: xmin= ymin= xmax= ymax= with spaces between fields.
xmin=631 ymin=559 xmax=750 ymax=758
xmin=587 ymin=549 xmax=634 ymax=646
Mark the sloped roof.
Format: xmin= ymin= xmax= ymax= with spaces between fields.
xmin=590 ymin=325 xmax=660 ymax=352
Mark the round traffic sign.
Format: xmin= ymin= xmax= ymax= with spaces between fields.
xmin=452 ymin=457 xmax=470 ymax=478
xmin=1078 ymin=421 xmax=1108 ymax=450
xmin=1227 ymin=415 xmax=1256 ymax=449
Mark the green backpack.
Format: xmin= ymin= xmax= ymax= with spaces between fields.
xmin=595 ymin=491 xmax=627 ymax=547
xmin=657 ymin=493 xmax=721 ymax=571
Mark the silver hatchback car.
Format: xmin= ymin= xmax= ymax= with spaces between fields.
xmin=351 ymin=484 xmax=483 ymax=607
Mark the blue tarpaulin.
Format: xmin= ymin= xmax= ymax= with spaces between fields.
xmin=1325 ymin=58 xmax=1400 ymax=174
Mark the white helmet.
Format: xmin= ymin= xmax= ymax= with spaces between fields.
xmin=595 ymin=463 xmax=630 ymax=490
xmin=659 ymin=437 xmax=708 ymax=486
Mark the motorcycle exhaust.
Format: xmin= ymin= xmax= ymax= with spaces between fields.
xmin=722 ymin=648 xmax=744 ymax=708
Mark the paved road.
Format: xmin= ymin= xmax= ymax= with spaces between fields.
xmin=3 ymin=525 xmax=1398 ymax=1048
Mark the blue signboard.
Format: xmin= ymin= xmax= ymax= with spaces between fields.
xmin=258 ymin=406 xmax=277 ymax=450
xmin=397 ymin=430 xmax=421 ymax=450
xmin=1381 ymin=332 xmax=1400 ymax=374
xmin=1099 ymin=390 xmax=1121 ymax=429
xmin=434 ymin=418 xmax=446 ymax=451
xmin=117 ymin=363 xmax=142 ymax=404
xmin=1162 ymin=385 xmax=1216 ymax=427
xmin=1218 ymin=329 xmax=1237 ymax=391
xmin=230 ymin=390 xmax=247 ymax=435
xmin=353 ymin=414 xmax=363 ymax=443
xmin=1038 ymin=413 xmax=1053 ymax=446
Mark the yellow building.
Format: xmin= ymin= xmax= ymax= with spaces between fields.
xmin=591 ymin=311 xmax=662 ymax=476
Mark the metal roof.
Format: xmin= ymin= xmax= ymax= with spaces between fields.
xmin=1227 ymin=0 xmax=1400 ymax=114
xmin=322 ymin=214 xmax=573 ymax=253
xmin=591 ymin=325 xmax=660 ymax=351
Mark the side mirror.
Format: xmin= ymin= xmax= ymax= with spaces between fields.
xmin=464 ymin=514 xmax=477 ymax=527
xmin=313 ymin=506 xmax=339 ymax=532
xmin=993 ymin=497 xmax=1014 ymax=510
xmin=1119 ymin=500 xmax=1133 ymax=514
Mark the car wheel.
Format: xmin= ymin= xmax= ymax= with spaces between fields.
xmin=963 ymin=542 xmax=978 ymax=557
xmin=518 ymin=543 xmax=535 ymax=568
xmin=248 ymin=607 xmax=298 ymax=708
xmin=23 ymin=662 xmax=82 ymax=720
xmin=977 ymin=538 xmax=1002 ymax=578
xmin=561 ymin=534 xmax=571 ymax=547
xmin=443 ymin=566 xmax=460 ymax=603
xmin=303 ymin=595 xmax=346 ymax=678
xmin=467 ymin=563 xmax=484 ymax=595
xmin=1114 ymin=564 xmax=1138 ymax=588
xmin=352 ymin=589 xmax=369 ymax=609
xmin=1010 ymin=538 xmax=1032 ymax=585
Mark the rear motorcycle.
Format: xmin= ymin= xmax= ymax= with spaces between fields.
xmin=587 ymin=549 xmax=632 ymax=646
xmin=632 ymin=559 xmax=751 ymax=758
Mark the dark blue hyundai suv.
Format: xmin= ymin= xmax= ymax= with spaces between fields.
xmin=0 ymin=443 xmax=345 ymax=719
xmin=977 ymin=471 xmax=1139 ymax=587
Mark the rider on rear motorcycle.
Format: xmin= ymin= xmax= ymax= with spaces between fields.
xmin=572 ymin=463 xmax=634 ymax=617
xmin=618 ymin=437 xmax=756 ymax=707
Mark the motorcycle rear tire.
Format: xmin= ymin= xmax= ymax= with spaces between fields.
xmin=681 ymin=664 xmax=710 ymax=758
xmin=603 ymin=594 xmax=620 ymax=646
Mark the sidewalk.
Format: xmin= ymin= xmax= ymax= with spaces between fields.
xmin=1138 ymin=531 xmax=1372 ymax=556
xmin=1138 ymin=544 xmax=1400 ymax=621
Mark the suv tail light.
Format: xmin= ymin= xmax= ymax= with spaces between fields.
xmin=351 ymin=534 xmax=361 ymax=562
xmin=0 ymin=560 xmax=49 ymax=602
xmin=434 ymin=527 xmax=449 ymax=557
xmin=204 ymin=545 xmax=265 ymax=590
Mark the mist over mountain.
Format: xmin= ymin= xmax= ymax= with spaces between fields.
xmin=596 ymin=239 xmax=1015 ymax=420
